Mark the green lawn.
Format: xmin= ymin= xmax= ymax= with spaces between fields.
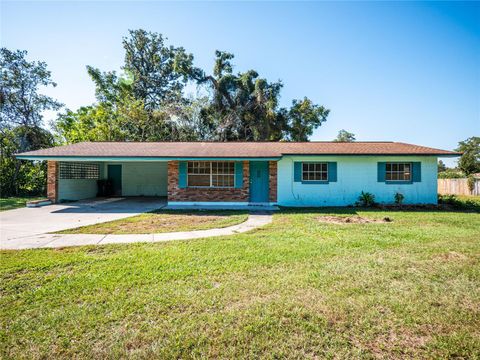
xmin=1 ymin=208 xmax=479 ymax=359
xmin=0 ymin=197 xmax=44 ymax=211
xmin=55 ymin=210 xmax=249 ymax=234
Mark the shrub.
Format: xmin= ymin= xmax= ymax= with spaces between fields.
xmin=438 ymin=194 xmax=480 ymax=212
xmin=438 ymin=170 xmax=465 ymax=179
xmin=467 ymin=175 xmax=476 ymax=193
xmin=394 ymin=192 xmax=405 ymax=205
xmin=357 ymin=191 xmax=376 ymax=207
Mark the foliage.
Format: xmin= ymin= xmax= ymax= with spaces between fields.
xmin=334 ymin=129 xmax=356 ymax=142
xmin=437 ymin=159 xmax=447 ymax=172
xmin=438 ymin=194 xmax=480 ymax=212
xmin=0 ymin=196 xmax=44 ymax=211
xmin=0 ymin=48 xmax=62 ymax=130
xmin=2 ymin=210 xmax=480 ymax=358
xmin=0 ymin=126 xmax=54 ymax=196
xmin=456 ymin=136 xmax=480 ymax=175
xmin=394 ymin=192 xmax=404 ymax=205
xmin=0 ymin=48 xmax=60 ymax=196
xmin=467 ymin=175 xmax=476 ymax=193
xmin=438 ymin=169 xmax=465 ymax=179
xmin=357 ymin=191 xmax=376 ymax=207
xmin=184 ymin=50 xmax=329 ymax=141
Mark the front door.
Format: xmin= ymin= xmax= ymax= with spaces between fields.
xmin=249 ymin=161 xmax=269 ymax=203
xmin=108 ymin=165 xmax=122 ymax=196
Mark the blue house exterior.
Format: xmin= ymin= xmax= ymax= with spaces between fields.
xmin=277 ymin=155 xmax=437 ymax=206
xmin=16 ymin=141 xmax=459 ymax=207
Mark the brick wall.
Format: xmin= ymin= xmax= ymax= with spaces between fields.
xmin=47 ymin=161 xmax=58 ymax=203
xmin=167 ymin=161 xmax=250 ymax=202
xmin=269 ymin=161 xmax=278 ymax=203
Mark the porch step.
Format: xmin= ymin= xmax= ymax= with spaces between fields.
xmin=165 ymin=204 xmax=279 ymax=211
xmin=26 ymin=199 xmax=52 ymax=208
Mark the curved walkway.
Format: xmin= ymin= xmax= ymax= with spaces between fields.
xmin=0 ymin=213 xmax=273 ymax=250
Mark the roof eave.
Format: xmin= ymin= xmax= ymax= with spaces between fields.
xmin=15 ymin=155 xmax=282 ymax=161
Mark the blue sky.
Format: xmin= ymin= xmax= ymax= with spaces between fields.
xmin=1 ymin=1 xmax=479 ymax=164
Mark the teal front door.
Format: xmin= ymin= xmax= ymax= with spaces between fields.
xmin=108 ymin=165 xmax=122 ymax=196
xmin=249 ymin=161 xmax=269 ymax=203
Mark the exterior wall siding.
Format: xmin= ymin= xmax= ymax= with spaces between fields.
xmin=277 ymin=155 xmax=438 ymax=206
xmin=58 ymin=162 xmax=103 ymax=202
xmin=167 ymin=161 xmax=250 ymax=202
xmin=58 ymin=179 xmax=98 ymax=201
xmin=118 ymin=162 xmax=168 ymax=196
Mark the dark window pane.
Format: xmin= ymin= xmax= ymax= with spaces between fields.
xmin=188 ymin=175 xmax=210 ymax=187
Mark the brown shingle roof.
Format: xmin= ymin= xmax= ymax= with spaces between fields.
xmin=16 ymin=141 xmax=461 ymax=158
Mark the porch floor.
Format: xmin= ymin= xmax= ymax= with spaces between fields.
xmin=165 ymin=204 xmax=279 ymax=211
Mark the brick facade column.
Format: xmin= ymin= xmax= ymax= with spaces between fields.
xmin=47 ymin=161 xmax=59 ymax=203
xmin=269 ymin=161 xmax=278 ymax=203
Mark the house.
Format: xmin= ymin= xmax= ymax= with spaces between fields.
xmin=16 ymin=141 xmax=460 ymax=207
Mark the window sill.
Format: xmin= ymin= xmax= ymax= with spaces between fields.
xmin=300 ymin=180 xmax=329 ymax=185
xmin=185 ymin=186 xmax=237 ymax=190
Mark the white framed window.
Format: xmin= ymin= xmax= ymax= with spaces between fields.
xmin=386 ymin=163 xmax=411 ymax=181
xmin=187 ymin=161 xmax=235 ymax=188
xmin=302 ymin=162 xmax=328 ymax=181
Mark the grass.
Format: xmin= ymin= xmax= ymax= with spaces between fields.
xmin=1 ymin=207 xmax=479 ymax=359
xmin=55 ymin=210 xmax=249 ymax=234
xmin=0 ymin=196 xmax=45 ymax=211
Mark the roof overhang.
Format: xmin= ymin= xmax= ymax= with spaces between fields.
xmin=281 ymin=153 xmax=462 ymax=157
xmin=15 ymin=155 xmax=283 ymax=161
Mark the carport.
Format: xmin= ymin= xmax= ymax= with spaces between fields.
xmin=52 ymin=160 xmax=168 ymax=202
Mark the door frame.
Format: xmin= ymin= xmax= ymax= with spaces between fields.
xmin=249 ymin=161 xmax=270 ymax=204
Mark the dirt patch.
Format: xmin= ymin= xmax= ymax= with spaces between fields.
xmin=317 ymin=215 xmax=392 ymax=224
xmin=434 ymin=251 xmax=468 ymax=262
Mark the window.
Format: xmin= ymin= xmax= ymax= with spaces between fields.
xmin=59 ymin=162 xmax=99 ymax=179
xmin=302 ymin=162 xmax=328 ymax=181
xmin=386 ymin=163 xmax=411 ymax=181
xmin=187 ymin=161 xmax=235 ymax=188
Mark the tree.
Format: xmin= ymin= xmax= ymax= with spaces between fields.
xmin=183 ymin=50 xmax=329 ymax=141
xmin=0 ymin=48 xmax=61 ymax=196
xmin=53 ymin=30 xmax=330 ymax=144
xmin=0 ymin=126 xmax=54 ymax=196
xmin=122 ymin=29 xmax=190 ymax=110
xmin=437 ymin=159 xmax=447 ymax=173
xmin=456 ymin=137 xmax=480 ymax=175
xmin=0 ymin=48 xmax=62 ymax=130
xmin=287 ymin=98 xmax=328 ymax=141
xmin=334 ymin=129 xmax=356 ymax=142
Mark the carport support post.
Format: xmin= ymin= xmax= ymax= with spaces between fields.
xmin=47 ymin=161 xmax=58 ymax=203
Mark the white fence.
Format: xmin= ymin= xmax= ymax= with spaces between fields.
xmin=438 ymin=178 xmax=480 ymax=196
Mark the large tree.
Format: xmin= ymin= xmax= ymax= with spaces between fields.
xmin=54 ymin=30 xmax=330 ymax=144
xmin=0 ymin=48 xmax=60 ymax=196
xmin=182 ymin=50 xmax=329 ymax=141
xmin=456 ymin=137 xmax=480 ymax=175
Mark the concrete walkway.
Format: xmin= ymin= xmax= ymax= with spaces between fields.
xmin=0 ymin=213 xmax=273 ymax=250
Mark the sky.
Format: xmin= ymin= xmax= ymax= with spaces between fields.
xmin=1 ymin=1 xmax=479 ymax=165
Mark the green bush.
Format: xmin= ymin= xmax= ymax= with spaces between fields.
xmin=394 ymin=192 xmax=405 ymax=205
xmin=357 ymin=191 xmax=376 ymax=207
xmin=438 ymin=170 xmax=465 ymax=179
xmin=438 ymin=194 xmax=480 ymax=212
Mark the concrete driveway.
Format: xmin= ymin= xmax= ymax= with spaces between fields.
xmin=0 ymin=197 xmax=166 ymax=244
